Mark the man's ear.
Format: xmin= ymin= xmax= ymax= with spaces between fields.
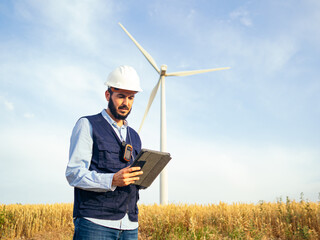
xmin=105 ymin=90 xmax=110 ymax=101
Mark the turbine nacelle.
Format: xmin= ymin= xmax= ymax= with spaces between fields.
xmin=160 ymin=64 xmax=167 ymax=76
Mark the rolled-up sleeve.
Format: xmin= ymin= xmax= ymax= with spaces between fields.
xmin=65 ymin=118 xmax=116 ymax=192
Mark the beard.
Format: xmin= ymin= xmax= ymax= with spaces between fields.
xmin=108 ymin=97 xmax=132 ymax=120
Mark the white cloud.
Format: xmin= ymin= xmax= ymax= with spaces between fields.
xmin=4 ymin=100 xmax=14 ymax=111
xmin=0 ymin=55 xmax=106 ymax=120
xmin=0 ymin=96 xmax=15 ymax=111
xmin=23 ymin=112 xmax=35 ymax=119
xmin=229 ymin=8 xmax=253 ymax=27
xmin=12 ymin=0 xmax=113 ymax=51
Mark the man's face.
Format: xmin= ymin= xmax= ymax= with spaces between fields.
xmin=106 ymin=89 xmax=136 ymax=120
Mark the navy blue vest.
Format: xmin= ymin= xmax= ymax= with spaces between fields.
xmin=73 ymin=113 xmax=142 ymax=222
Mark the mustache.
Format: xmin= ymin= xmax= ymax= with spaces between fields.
xmin=118 ymin=105 xmax=129 ymax=110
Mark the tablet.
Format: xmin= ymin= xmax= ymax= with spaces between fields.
xmin=131 ymin=149 xmax=171 ymax=188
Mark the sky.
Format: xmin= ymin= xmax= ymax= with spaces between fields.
xmin=0 ymin=0 xmax=319 ymax=205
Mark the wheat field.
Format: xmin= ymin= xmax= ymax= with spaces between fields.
xmin=1 ymin=199 xmax=319 ymax=239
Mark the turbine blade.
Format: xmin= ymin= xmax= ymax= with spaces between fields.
xmin=138 ymin=77 xmax=161 ymax=133
xmin=119 ymin=23 xmax=160 ymax=74
xmin=166 ymin=67 xmax=230 ymax=77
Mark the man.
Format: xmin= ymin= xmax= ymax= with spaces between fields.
xmin=66 ymin=65 xmax=144 ymax=240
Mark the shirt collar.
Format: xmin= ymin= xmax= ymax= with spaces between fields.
xmin=101 ymin=109 xmax=128 ymax=129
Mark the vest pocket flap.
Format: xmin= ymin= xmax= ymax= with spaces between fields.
xmin=97 ymin=142 xmax=127 ymax=170
xmin=97 ymin=143 xmax=120 ymax=153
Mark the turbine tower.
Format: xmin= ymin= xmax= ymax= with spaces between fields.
xmin=119 ymin=23 xmax=230 ymax=205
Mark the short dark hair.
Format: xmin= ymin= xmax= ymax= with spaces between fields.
xmin=108 ymin=87 xmax=113 ymax=96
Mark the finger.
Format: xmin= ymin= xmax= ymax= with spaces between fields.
xmin=126 ymin=177 xmax=140 ymax=185
xmin=132 ymin=176 xmax=140 ymax=181
xmin=123 ymin=171 xmax=143 ymax=180
xmin=129 ymin=167 xmax=141 ymax=172
xmin=121 ymin=166 xmax=132 ymax=173
xmin=123 ymin=171 xmax=143 ymax=179
xmin=130 ymin=170 xmax=143 ymax=177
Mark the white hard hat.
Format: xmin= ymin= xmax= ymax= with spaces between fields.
xmin=105 ymin=65 xmax=143 ymax=92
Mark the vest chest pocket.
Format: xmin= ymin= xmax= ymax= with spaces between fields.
xmin=97 ymin=143 xmax=128 ymax=171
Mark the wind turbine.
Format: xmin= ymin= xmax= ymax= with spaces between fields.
xmin=119 ymin=23 xmax=230 ymax=205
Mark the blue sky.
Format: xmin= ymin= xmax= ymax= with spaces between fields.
xmin=0 ymin=0 xmax=319 ymax=205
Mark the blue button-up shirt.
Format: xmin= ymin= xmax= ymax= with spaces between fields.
xmin=66 ymin=109 xmax=138 ymax=230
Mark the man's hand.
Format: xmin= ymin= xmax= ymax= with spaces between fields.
xmin=112 ymin=166 xmax=143 ymax=187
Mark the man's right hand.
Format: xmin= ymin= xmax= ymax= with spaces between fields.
xmin=112 ymin=166 xmax=143 ymax=187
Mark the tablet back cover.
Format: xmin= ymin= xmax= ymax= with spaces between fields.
xmin=131 ymin=149 xmax=171 ymax=188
